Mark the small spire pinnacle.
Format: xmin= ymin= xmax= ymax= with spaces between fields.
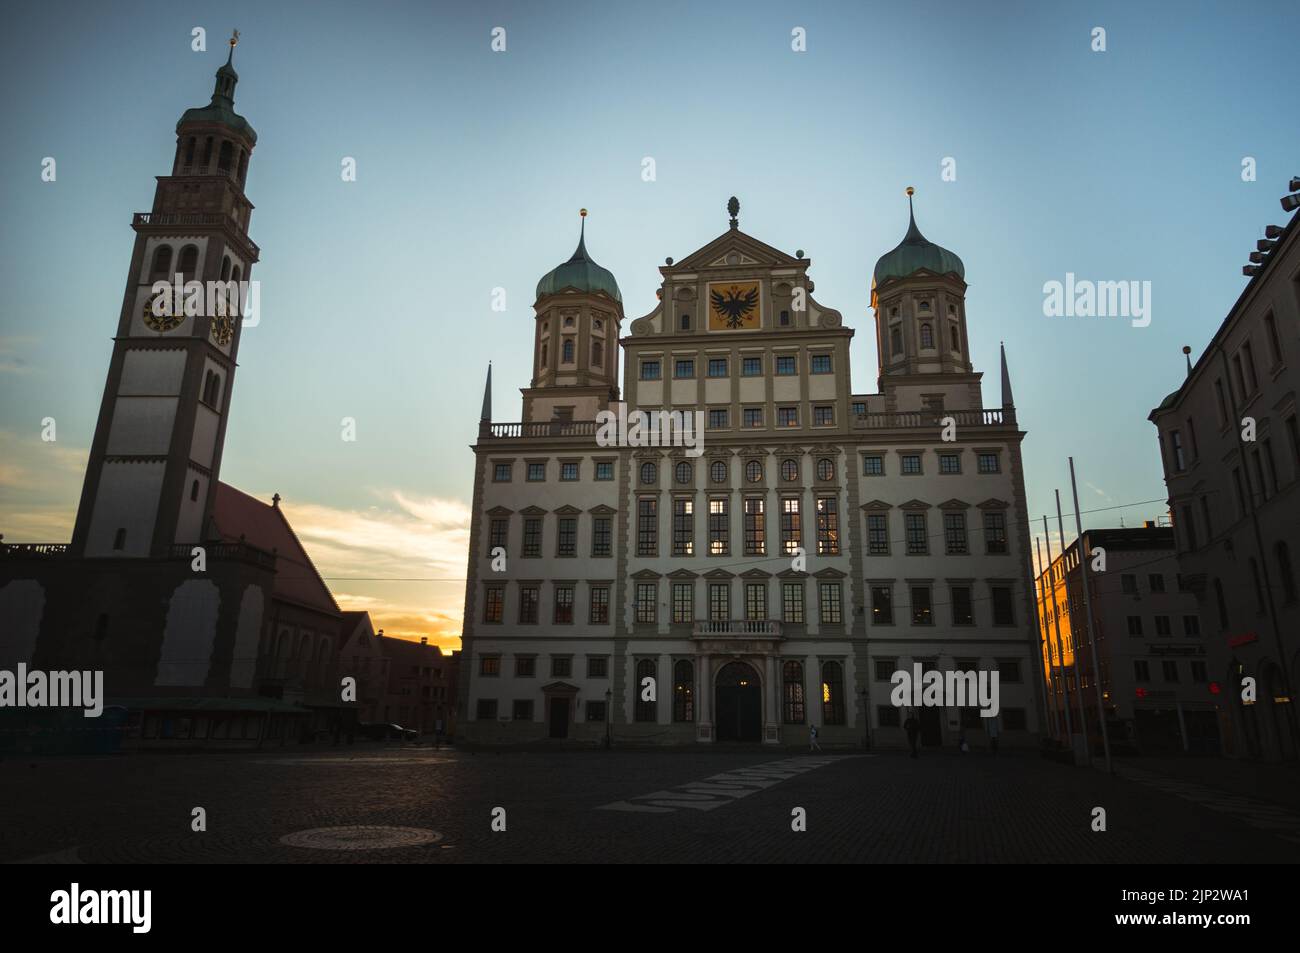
xmin=727 ymin=196 xmax=740 ymax=230
xmin=480 ymin=363 xmax=493 ymax=422
xmin=1182 ymin=345 xmax=1192 ymax=376
xmin=271 ymin=492 xmax=281 ymax=508
xmin=1000 ymin=341 xmax=1015 ymax=409
xmin=569 ymin=209 xmax=589 ymax=262
xmin=228 ymin=29 xmax=239 ymax=64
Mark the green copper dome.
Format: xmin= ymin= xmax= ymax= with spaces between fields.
xmin=177 ymin=42 xmax=257 ymax=144
xmin=872 ymin=195 xmax=964 ymax=286
xmin=536 ymin=217 xmax=621 ymax=304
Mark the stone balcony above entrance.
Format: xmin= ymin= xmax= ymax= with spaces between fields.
xmin=692 ymin=620 xmax=782 ymax=639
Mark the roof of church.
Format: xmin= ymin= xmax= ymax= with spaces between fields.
xmin=873 ymin=192 xmax=964 ymax=286
xmin=211 ymin=482 xmax=339 ymax=616
xmin=536 ymin=214 xmax=622 ymax=304
xmin=177 ymin=41 xmax=257 ymax=144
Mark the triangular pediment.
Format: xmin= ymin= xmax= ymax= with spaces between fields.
xmin=861 ymin=499 xmax=893 ymax=511
xmin=938 ymin=498 xmax=970 ymax=510
xmin=977 ymin=498 xmax=1010 ymax=510
xmin=519 ymin=505 xmax=547 ymax=516
xmin=486 ymin=505 xmax=515 ymax=516
xmin=671 ymin=228 xmax=804 ymax=272
xmin=900 ymin=499 xmax=932 ymax=510
xmin=553 ymin=504 xmax=581 ymax=516
xmin=587 ymin=504 xmax=617 ymax=515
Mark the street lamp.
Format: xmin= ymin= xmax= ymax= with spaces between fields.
xmin=604 ymin=688 xmax=612 ymax=749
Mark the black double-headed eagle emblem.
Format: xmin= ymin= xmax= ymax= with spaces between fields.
xmin=710 ymin=285 xmax=759 ymax=328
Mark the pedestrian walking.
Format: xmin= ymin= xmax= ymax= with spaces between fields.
xmin=434 ymin=718 xmax=445 ymax=750
xmin=809 ymin=723 xmax=821 ymax=752
xmin=904 ymin=710 xmax=921 ymax=758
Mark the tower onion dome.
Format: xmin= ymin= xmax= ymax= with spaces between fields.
xmin=535 ymin=210 xmax=622 ymax=303
xmin=177 ymin=31 xmax=257 ymax=144
xmin=872 ymin=187 xmax=964 ymax=286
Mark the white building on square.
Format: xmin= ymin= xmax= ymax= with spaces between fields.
xmin=458 ymin=196 xmax=1044 ymax=747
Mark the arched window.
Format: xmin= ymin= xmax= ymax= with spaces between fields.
xmin=190 ymin=479 xmax=200 ymax=502
xmin=177 ymin=245 xmax=199 ymax=281
xmin=217 ymin=140 xmax=234 ymax=172
xmin=781 ymin=459 xmax=798 ymax=481
xmin=635 ymin=659 xmax=657 ymax=722
xmin=562 ymin=339 xmax=574 ymax=363
xmin=1213 ymin=578 xmax=1229 ymax=630
xmin=951 ymin=325 xmax=960 ymax=351
xmin=673 ymin=659 xmax=694 ymax=722
xmin=220 ymin=257 xmax=231 ymax=281
xmin=680 ymin=313 xmax=691 ymax=330
xmin=640 ymin=462 xmax=657 ymax=485
xmin=237 ymin=149 xmax=249 ymax=186
xmin=183 ymin=137 xmax=196 ymax=167
xmin=816 ymin=458 xmax=834 ymax=481
xmin=1277 ymin=541 xmax=1297 ymax=604
xmin=1249 ymin=558 xmax=1265 ymax=612
xmin=150 ymin=245 xmax=173 ymax=281
xmin=112 ymin=528 xmax=126 ymax=551
xmin=783 ymin=660 xmax=805 ymax=724
xmin=710 ymin=461 xmax=727 ymax=484
xmin=540 ymin=343 xmax=547 ymax=366
xmin=200 ymin=137 xmax=213 ymax=168
xmin=890 ymin=326 xmax=903 ymax=358
xmin=920 ymin=323 xmax=934 ymax=349
xmin=591 ymin=340 xmax=602 ymax=367
xmin=745 ymin=460 xmax=762 ymax=483
xmin=675 ymin=461 xmax=692 ymax=485
xmin=822 ymin=660 xmax=845 ymax=725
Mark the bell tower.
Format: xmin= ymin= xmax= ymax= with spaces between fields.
xmin=522 ymin=209 xmax=624 ymax=422
xmin=70 ymin=32 xmax=260 ymax=558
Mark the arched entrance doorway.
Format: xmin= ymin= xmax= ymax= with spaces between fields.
xmin=715 ymin=661 xmax=762 ymax=742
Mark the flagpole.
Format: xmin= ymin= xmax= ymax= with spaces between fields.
xmin=1068 ymin=457 xmax=1113 ymax=774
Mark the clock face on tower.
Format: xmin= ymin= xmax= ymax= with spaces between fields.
xmin=211 ymin=315 xmax=235 ymax=347
xmin=142 ymin=292 xmax=183 ymax=333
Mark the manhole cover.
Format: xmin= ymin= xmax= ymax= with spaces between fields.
xmin=279 ymin=826 xmax=443 ymax=851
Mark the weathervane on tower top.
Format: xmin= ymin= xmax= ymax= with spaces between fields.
xmin=727 ymin=196 xmax=740 ymax=230
xmin=230 ymin=29 xmax=240 ymax=49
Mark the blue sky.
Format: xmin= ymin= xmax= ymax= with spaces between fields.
xmin=2 ymin=0 xmax=1296 ymax=645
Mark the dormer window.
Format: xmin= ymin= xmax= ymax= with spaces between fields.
xmin=919 ymin=300 xmax=931 ymax=312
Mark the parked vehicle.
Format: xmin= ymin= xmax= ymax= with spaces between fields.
xmin=357 ymin=722 xmax=418 ymax=741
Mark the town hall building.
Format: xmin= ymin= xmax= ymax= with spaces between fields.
xmin=459 ymin=194 xmax=1044 ymax=747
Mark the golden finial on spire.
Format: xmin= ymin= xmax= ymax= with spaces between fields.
xmin=579 ymin=208 xmax=588 ymax=218
xmin=230 ymin=29 xmax=240 ymax=48
xmin=905 ymin=186 xmax=914 ymax=197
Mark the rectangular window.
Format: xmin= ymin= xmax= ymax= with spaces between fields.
xmin=514 ymin=657 xmax=535 ymax=678
xmin=819 ymin=582 xmax=842 ymax=624
xmin=483 ymin=587 xmax=504 ymax=623
xmin=874 ymin=658 xmax=897 ymax=681
xmin=905 ymin=513 xmax=928 ymax=554
xmin=744 ymin=498 xmax=766 ymax=555
xmin=781 ymin=498 xmax=801 ymax=555
xmin=951 ymin=585 xmax=974 ymax=625
xmin=587 ymin=656 xmax=608 ymax=678
xmin=707 ymin=357 xmax=728 ymax=377
xmin=591 ymin=516 xmax=612 ymax=557
xmin=589 ymin=586 xmax=609 ymax=624
xmin=944 ymin=512 xmax=968 ymax=554
xmin=911 ymin=586 xmax=932 ymax=625
xmin=518 ymin=586 xmax=539 ymax=624
xmin=522 ymin=517 xmax=542 ymax=557
xmin=1169 ymin=429 xmax=1185 ymax=471
xmin=1126 ymin=615 xmax=1143 ymax=637
xmin=810 ymin=354 xmax=832 ymax=374
xmin=777 ymin=406 xmax=798 ymax=427
xmin=672 ymin=498 xmax=694 ymax=556
xmin=559 ymin=462 xmax=579 ymax=481
xmin=852 ymin=401 xmax=866 ymax=416
xmin=595 ymin=461 xmax=614 ymax=481
xmin=1148 ymin=573 xmax=1165 ymax=593
xmin=743 ymin=407 xmax=763 ymax=428
xmin=671 ymin=583 xmax=694 ymax=623
xmin=741 ymin=356 xmax=762 ymax=376
xmin=1162 ymin=660 xmax=1179 ymax=683
xmin=867 ymin=513 xmax=889 ymax=555
xmin=991 ymin=586 xmax=1014 ymax=625
xmin=674 ymin=358 xmax=695 ymax=379
xmin=781 ymin=583 xmax=805 ymax=623
xmin=815 ymin=497 xmax=839 ymax=555
xmin=487 ymin=518 xmax=508 ymax=555
xmin=512 ymin=699 xmax=533 ymax=719
xmin=977 ymin=452 xmax=1000 ymax=474
xmin=476 ymin=699 xmax=498 ymax=720
xmin=1191 ymin=661 xmax=1208 ymax=683
xmin=1183 ymin=615 xmax=1200 ymax=637
xmin=901 ymin=454 xmax=922 ymax=475
xmin=640 ymin=360 xmax=661 ymax=380
xmin=863 ymin=454 xmax=884 ymax=476
xmin=709 ymin=583 xmax=730 ymax=621
xmin=637 ymin=498 xmax=658 ymax=556
xmin=813 ymin=405 xmax=834 ymax=426
xmin=556 ymin=517 xmax=577 ymax=557
xmin=997 ymin=659 xmax=1022 ymax=683
xmin=939 ymin=453 xmax=961 ymax=474
xmin=708 ymin=498 xmax=729 ymax=555
xmin=708 ymin=408 xmax=729 ymax=429
xmin=775 ymin=355 xmax=797 ymax=375
xmin=1121 ymin=574 xmax=1138 ymax=594
xmin=745 ymin=583 xmax=767 ymax=621
xmin=983 ymin=512 xmax=1008 ymax=554
xmin=1134 ymin=660 xmax=1150 ymax=683
xmin=553 ymin=586 xmax=574 ymax=624
xmin=635 ymin=583 xmax=657 ymax=624
xmin=871 ymin=586 xmax=893 ymax=624
xmin=1154 ymin=615 xmax=1171 ymax=637
xmin=493 ymin=463 xmax=512 ymax=482
xmin=551 ymin=657 xmax=572 ymax=678
xmin=526 ymin=462 xmax=545 ymax=482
